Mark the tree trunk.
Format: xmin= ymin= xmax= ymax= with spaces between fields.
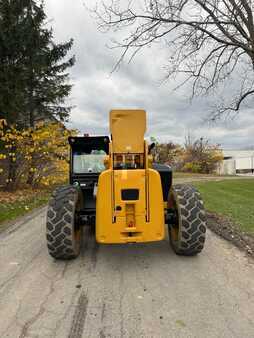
xmin=26 ymin=74 xmax=35 ymax=186
xmin=6 ymin=156 xmax=18 ymax=191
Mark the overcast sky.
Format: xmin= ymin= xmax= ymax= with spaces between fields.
xmin=45 ymin=0 xmax=254 ymax=149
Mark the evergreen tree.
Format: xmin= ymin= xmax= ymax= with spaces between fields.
xmin=0 ymin=0 xmax=75 ymax=127
xmin=0 ymin=0 xmax=26 ymax=125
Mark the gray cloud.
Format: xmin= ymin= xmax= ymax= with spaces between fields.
xmin=45 ymin=0 xmax=254 ymax=149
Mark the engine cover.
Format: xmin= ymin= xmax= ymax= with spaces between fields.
xmin=96 ymin=169 xmax=165 ymax=243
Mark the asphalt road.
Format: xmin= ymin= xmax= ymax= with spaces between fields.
xmin=0 ymin=207 xmax=254 ymax=338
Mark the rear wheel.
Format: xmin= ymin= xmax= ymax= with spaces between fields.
xmin=46 ymin=185 xmax=83 ymax=259
xmin=168 ymin=184 xmax=206 ymax=256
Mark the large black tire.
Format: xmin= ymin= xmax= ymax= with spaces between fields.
xmin=169 ymin=184 xmax=206 ymax=256
xmin=46 ymin=185 xmax=83 ymax=259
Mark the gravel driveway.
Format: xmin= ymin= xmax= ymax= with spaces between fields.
xmin=0 ymin=204 xmax=253 ymax=338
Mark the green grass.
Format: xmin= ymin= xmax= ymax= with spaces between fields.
xmin=193 ymin=179 xmax=254 ymax=234
xmin=0 ymin=191 xmax=50 ymax=231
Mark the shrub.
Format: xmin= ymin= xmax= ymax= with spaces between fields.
xmin=150 ymin=135 xmax=223 ymax=174
xmin=183 ymin=162 xmax=202 ymax=173
xmin=181 ymin=136 xmax=223 ymax=174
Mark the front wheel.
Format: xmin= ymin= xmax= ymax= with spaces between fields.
xmin=168 ymin=184 xmax=206 ymax=256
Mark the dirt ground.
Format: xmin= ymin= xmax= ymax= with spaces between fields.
xmin=174 ymin=173 xmax=254 ymax=185
xmin=207 ymin=212 xmax=254 ymax=258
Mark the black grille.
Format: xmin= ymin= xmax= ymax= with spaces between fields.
xmin=121 ymin=189 xmax=139 ymax=200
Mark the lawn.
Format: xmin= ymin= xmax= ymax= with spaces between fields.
xmin=0 ymin=189 xmax=51 ymax=231
xmin=194 ymin=179 xmax=254 ymax=234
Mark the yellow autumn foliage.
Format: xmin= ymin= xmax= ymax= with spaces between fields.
xmin=0 ymin=120 xmax=77 ymax=189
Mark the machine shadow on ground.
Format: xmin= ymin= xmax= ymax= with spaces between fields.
xmin=76 ymin=225 xmax=200 ymax=273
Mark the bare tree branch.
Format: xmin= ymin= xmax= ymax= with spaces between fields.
xmin=90 ymin=0 xmax=254 ymax=118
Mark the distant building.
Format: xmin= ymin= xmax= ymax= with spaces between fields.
xmin=218 ymin=149 xmax=254 ymax=175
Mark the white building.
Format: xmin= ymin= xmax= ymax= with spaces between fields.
xmin=218 ymin=149 xmax=254 ymax=175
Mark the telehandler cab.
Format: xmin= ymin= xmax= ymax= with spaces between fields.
xmin=46 ymin=110 xmax=206 ymax=259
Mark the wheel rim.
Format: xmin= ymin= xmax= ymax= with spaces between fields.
xmin=74 ymin=193 xmax=82 ymax=247
xmin=169 ymin=191 xmax=180 ymax=242
xmin=75 ymin=228 xmax=81 ymax=242
xmin=171 ymin=225 xmax=179 ymax=241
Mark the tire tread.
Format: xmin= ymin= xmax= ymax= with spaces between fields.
xmin=46 ymin=185 xmax=81 ymax=259
xmin=170 ymin=184 xmax=206 ymax=256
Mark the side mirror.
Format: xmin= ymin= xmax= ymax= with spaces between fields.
xmin=148 ymin=142 xmax=156 ymax=154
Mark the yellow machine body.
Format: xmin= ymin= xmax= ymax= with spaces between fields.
xmin=110 ymin=109 xmax=146 ymax=153
xmin=96 ymin=110 xmax=165 ymax=244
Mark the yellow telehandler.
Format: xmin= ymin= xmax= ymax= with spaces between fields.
xmin=46 ymin=110 xmax=206 ymax=258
